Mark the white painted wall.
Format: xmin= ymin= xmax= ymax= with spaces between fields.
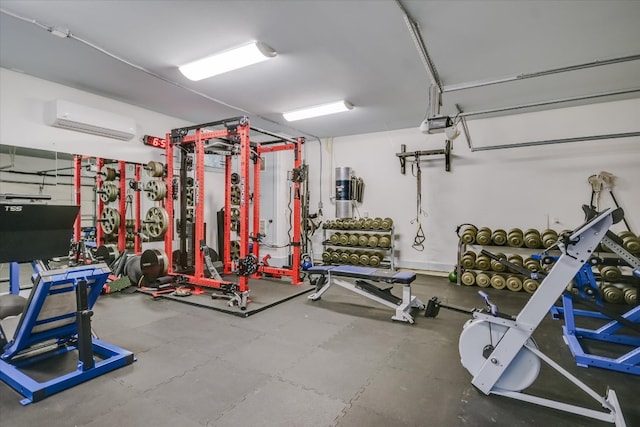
xmin=0 ymin=68 xmax=193 ymax=162
xmin=0 ymin=68 xmax=295 ymax=260
xmin=307 ymin=98 xmax=640 ymax=272
xmin=3 ymin=68 xmax=637 ymax=273
xmin=0 ymin=68 xmax=228 ymax=249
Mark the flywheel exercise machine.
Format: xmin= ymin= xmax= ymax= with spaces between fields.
xmin=430 ymin=207 xmax=628 ymax=426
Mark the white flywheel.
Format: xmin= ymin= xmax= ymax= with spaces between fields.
xmin=459 ymin=318 xmax=541 ymax=392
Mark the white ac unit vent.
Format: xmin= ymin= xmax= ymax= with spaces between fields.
xmin=44 ymin=99 xmax=136 ymax=141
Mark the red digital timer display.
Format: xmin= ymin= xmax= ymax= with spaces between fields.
xmin=142 ymin=135 xmax=167 ymax=149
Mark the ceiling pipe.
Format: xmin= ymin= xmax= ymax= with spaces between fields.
xmin=444 ymin=53 xmax=640 ymax=93
xmin=0 ymin=8 xmax=322 ymax=143
xmin=395 ymin=0 xmax=443 ymax=118
xmin=458 ymin=87 xmax=640 ymax=118
xmin=469 ymin=131 xmax=640 ymax=152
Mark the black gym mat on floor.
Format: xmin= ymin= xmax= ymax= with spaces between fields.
xmin=135 ymin=277 xmax=315 ymax=317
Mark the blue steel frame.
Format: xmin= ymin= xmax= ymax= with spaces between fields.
xmin=559 ymin=294 xmax=639 ymax=375
xmin=549 ymin=263 xmax=639 ymax=375
xmin=0 ymin=264 xmax=135 ymax=405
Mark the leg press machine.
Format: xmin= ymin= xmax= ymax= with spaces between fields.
xmin=0 ymin=264 xmax=135 ymax=405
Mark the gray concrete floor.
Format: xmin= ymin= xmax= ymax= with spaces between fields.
xmin=1 ymin=274 xmax=638 ymax=426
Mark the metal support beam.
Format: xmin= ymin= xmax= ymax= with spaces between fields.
xmin=470 ymin=132 xmax=640 ymax=152
xmin=444 ymin=53 xmax=640 ymax=93
xmin=459 ymin=88 xmax=640 ymax=118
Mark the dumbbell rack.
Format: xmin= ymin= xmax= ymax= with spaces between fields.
xmin=456 ymin=225 xmax=639 ymax=302
xmin=322 ymin=222 xmax=395 ymax=270
xmin=455 ymin=226 xmax=560 ymax=292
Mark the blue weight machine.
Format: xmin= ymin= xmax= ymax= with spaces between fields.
xmin=0 ymin=200 xmax=135 ymax=405
xmin=548 ymin=229 xmax=640 ymax=376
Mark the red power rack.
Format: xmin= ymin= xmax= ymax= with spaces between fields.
xmin=158 ymin=117 xmax=304 ymax=309
xmin=76 ymin=156 xmax=142 ymax=255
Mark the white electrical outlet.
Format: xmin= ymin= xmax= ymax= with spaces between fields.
xmin=259 ymin=219 xmax=267 ymax=235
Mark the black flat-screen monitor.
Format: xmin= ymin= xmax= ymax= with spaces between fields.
xmin=0 ymin=203 xmax=79 ymax=263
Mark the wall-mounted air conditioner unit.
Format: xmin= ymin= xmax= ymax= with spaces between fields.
xmin=44 ymin=99 xmax=136 ymax=141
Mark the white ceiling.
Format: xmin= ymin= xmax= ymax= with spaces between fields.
xmin=1 ymin=0 xmax=639 ymax=139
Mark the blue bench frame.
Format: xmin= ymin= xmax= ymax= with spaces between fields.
xmin=307 ymin=265 xmax=424 ymax=323
xmin=0 ymin=264 xmax=135 ymax=405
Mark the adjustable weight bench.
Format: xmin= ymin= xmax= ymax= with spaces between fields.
xmin=307 ymin=265 xmax=424 ymax=323
xmin=0 ymin=263 xmax=135 ymax=405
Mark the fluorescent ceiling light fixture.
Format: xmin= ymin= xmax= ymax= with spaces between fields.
xmin=179 ymin=41 xmax=276 ymax=81
xmin=283 ymin=100 xmax=354 ymax=122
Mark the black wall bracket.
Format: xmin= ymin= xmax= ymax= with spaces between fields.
xmin=395 ymin=140 xmax=451 ymax=174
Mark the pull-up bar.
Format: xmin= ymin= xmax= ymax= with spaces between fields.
xmin=395 ymin=140 xmax=451 ymax=174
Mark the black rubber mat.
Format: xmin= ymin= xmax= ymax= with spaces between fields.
xmin=136 ymin=277 xmax=315 ymax=317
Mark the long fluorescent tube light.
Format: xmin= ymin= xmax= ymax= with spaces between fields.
xmin=283 ymin=100 xmax=354 ymax=122
xmin=179 ymin=41 xmax=276 ymax=81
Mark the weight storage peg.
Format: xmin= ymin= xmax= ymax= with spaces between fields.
xmin=143 ymin=207 xmax=169 ymax=239
xmin=97 ymin=183 xmax=119 ymax=203
xmin=144 ymin=180 xmax=168 ymax=201
xmin=99 ymin=207 xmax=121 ymax=235
xmin=101 ymin=166 xmax=119 ymax=181
xmin=145 ymin=161 xmax=165 ymax=177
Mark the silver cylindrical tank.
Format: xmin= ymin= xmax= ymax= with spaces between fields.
xmin=335 ymin=166 xmax=352 ymax=218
